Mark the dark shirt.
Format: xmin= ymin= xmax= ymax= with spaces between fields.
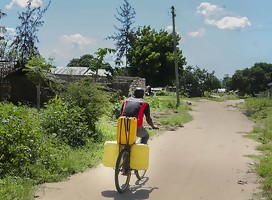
xmin=121 ymin=97 xmax=150 ymax=127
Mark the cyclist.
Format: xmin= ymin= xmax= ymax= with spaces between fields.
xmin=120 ymin=87 xmax=159 ymax=144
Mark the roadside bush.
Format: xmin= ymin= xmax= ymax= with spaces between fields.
xmin=56 ymin=78 xmax=113 ymax=140
xmin=204 ymin=91 xmax=210 ymax=98
xmin=41 ymin=97 xmax=91 ymax=147
xmin=0 ymin=103 xmax=44 ymax=177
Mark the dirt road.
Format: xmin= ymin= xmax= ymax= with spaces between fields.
xmin=35 ymin=99 xmax=260 ymax=200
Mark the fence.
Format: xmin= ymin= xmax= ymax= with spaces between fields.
xmin=0 ymin=61 xmax=16 ymax=101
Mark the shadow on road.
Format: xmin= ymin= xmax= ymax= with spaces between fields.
xmin=101 ymin=177 xmax=159 ymax=200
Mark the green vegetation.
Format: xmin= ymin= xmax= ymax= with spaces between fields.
xmin=145 ymin=95 xmax=192 ymax=127
xmin=179 ymin=66 xmax=221 ymax=97
xmin=242 ymin=98 xmax=272 ymax=199
xmin=127 ymin=26 xmax=186 ymax=86
xmin=0 ymin=91 xmax=191 ymax=200
xmin=227 ymin=63 xmax=272 ymax=97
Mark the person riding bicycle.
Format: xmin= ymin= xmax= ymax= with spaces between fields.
xmin=120 ymin=87 xmax=159 ymax=144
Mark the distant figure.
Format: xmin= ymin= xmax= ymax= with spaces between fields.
xmin=145 ymin=85 xmax=152 ymax=96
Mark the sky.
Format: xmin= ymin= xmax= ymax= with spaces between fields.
xmin=0 ymin=0 xmax=272 ymax=80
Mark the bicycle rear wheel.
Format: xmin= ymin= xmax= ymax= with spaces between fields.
xmin=115 ymin=149 xmax=131 ymax=193
xmin=135 ymin=170 xmax=147 ymax=180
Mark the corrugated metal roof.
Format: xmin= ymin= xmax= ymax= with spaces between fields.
xmin=50 ymin=67 xmax=110 ymax=77
xmin=51 ymin=67 xmax=91 ymax=76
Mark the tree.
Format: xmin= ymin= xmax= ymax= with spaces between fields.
xmin=24 ymin=55 xmax=53 ymax=110
xmin=0 ymin=9 xmax=7 ymax=59
xmin=0 ymin=9 xmax=7 ymax=40
xmin=229 ymin=63 xmax=272 ymax=96
xmin=67 ymin=54 xmax=94 ymax=67
xmin=11 ymin=0 xmax=51 ymax=66
xmin=107 ymin=0 xmax=136 ymax=74
xmin=221 ymin=74 xmax=232 ymax=90
xmin=67 ymin=48 xmax=115 ymax=80
xmin=127 ymin=26 xmax=186 ymax=87
xmin=179 ymin=65 xmax=221 ymax=97
xmin=91 ymin=48 xmax=115 ymax=81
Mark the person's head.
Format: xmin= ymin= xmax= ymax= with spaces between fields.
xmin=133 ymin=87 xmax=145 ymax=98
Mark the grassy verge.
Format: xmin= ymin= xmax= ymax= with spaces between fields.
xmin=0 ymin=142 xmax=105 ymax=200
xmin=241 ymin=98 xmax=272 ymax=199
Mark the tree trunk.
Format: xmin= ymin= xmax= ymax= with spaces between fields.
xmin=37 ymin=82 xmax=41 ymax=111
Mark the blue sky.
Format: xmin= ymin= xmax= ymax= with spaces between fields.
xmin=0 ymin=0 xmax=272 ymax=79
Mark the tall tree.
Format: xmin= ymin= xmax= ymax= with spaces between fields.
xmin=0 ymin=9 xmax=7 ymax=40
xmin=67 ymin=54 xmax=94 ymax=67
xmin=230 ymin=62 xmax=272 ymax=96
xmin=0 ymin=9 xmax=7 ymax=59
xmin=11 ymin=0 xmax=51 ymax=66
xmin=221 ymin=74 xmax=232 ymax=90
xmin=179 ymin=65 xmax=221 ymax=97
xmin=127 ymin=26 xmax=186 ymax=87
xmin=107 ymin=0 xmax=136 ymax=74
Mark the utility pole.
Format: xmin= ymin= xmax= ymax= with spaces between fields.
xmin=171 ymin=6 xmax=180 ymax=108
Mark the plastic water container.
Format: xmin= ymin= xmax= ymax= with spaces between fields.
xmin=102 ymin=141 xmax=120 ymax=167
xmin=117 ymin=117 xmax=137 ymax=145
xmin=130 ymin=144 xmax=149 ymax=170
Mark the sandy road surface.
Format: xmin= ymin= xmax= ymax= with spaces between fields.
xmin=35 ymin=99 xmax=260 ymax=200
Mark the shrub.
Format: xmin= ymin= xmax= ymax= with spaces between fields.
xmin=204 ymin=91 xmax=210 ymax=98
xmin=56 ymin=78 xmax=113 ymax=139
xmin=40 ymin=97 xmax=91 ymax=147
xmin=156 ymin=90 xmax=166 ymax=96
xmin=0 ymin=103 xmax=44 ymax=177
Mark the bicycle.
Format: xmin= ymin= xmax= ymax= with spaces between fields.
xmin=114 ymin=137 xmax=147 ymax=193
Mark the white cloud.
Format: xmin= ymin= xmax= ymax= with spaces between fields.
xmin=205 ymin=16 xmax=251 ymax=30
xmin=5 ymin=0 xmax=43 ymax=9
xmin=165 ymin=25 xmax=181 ymax=36
xmin=6 ymin=27 xmax=16 ymax=35
xmin=5 ymin=27 xmax=16 ymax=40
xmin=0 ymin=27 xmax=16 ymax=41
xmin=196 ymin=2 xmax=251 ymax=30
xmin=44 ymin=34 xmax=97 ymax=66
xmin=188 ymin=28 xmax=205 ymax=37
xmin=166 ymin=26 xmax=173 ymax=33
xmin=59 ymin=34 xmax=95 ymax=50
xmin=197 ymin=2 xmax=223 ymax=16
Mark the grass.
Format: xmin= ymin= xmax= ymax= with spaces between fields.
xmin=156 ymin=104 xmax=192 ymax=126
xmin=242 ymin=98 xmax=272 ymax=199
xmin=0 ymin=141 xmax=104 ymax=200
xmin=0 ymin=177 xmax=34 ymax=200
xmin=146 ymin=94 xmax=192 ymax=128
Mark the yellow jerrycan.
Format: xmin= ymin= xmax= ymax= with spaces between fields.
xmin=130 ymin=143 xmax=149 ymax=170
xmin=102 ymin=141 xmax=120 ymax=167
xmin=116 ymin=116 xmax=137 ymax=145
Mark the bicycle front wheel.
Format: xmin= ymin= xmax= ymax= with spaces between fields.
xmin=135 ymin=170 xmax=147 ymax=180
xmin=115 ymin=149 xmax=131 ymax=193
